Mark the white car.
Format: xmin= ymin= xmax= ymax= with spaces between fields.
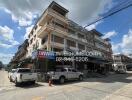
xmin=11 ymin=68 xmax=37 ymax=85
xmin=8 ymin=69 xmax=17 ymax=82
xmin=47 ymin=67 xmax=84 ymax=84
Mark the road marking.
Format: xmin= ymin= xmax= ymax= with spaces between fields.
xmin=32 ymin=96 xmax=45 ymax=100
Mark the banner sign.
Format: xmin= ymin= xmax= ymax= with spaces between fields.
xmin=32 ymin=50 xmax=102 ymax=61
xmin=38 ymin=51 xmax=55 ymax=59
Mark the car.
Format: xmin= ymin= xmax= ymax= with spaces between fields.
xmin=47 ymin=67 xmax=84 ymax=84
xmin=11 ymin=68 xmax=37 ymax=85
xmin=8 ymin=69 xmax=17 ymax=82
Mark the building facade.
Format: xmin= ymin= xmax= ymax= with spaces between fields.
xmin=12 ymin=1 xmax=113 ymax=74
xmin=10 ymin=39 xmax=29 ymax=68
xmin=113 ymin=54 xmax=132 ymax=69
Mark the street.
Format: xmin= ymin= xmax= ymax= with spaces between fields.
xmin=0 ymin=70 xmax=132 ymax=100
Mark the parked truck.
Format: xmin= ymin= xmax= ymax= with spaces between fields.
xmin=11 ymin=68 xmax=37 ymax=85
xmin=47 ymin=67 xmax=84 ymax=84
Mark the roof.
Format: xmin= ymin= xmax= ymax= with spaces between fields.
xmin=68 ymin=19 xmax=88 ymax=33
xmin=48 ymin=1 xmax=69 ymax=13
xmin=104 ymin=38 xmax=111 ymax=41
xmin=91 ymin=29 xmax=103 ymax=36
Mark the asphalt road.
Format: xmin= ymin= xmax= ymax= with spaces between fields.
xmin=0 ymin=70 xmax=132 ymax=100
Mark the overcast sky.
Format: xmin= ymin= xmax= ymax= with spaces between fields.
xmin=0 ymin=0 xmax=132 ymax=64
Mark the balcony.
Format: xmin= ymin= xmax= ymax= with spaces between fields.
xmin=51 ymin=41 xmax=64 ymax=48
xmin=68 ymin=34 xmax=78 ymax=40
xmin=38 ymin=8 xmax=68 ymax=26
xmin=37 ymin=23 xmax=68 ymax=38
xmin=67 ymin=34 xmax=87 ymax=43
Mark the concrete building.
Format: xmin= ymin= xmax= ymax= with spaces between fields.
xmin=113 ymin=54 xmax=132 ymax=71
xmin=10 ymin=39 xmax=29 ymax=67
xmin=12 ymin=1 xmax=113 ymax=75
xmin=25 ymin=1 xmax=112 ymax=73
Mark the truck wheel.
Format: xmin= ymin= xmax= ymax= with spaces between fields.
xmin=15 ymin=78 xmax=19 ymax=86
xmin=9 ymin=77 xmax=12 ymax=82
xmin=79 ymin=75 xmax=83 ymax=81
xmin=59 ymin=77 xmax=65 ymax=84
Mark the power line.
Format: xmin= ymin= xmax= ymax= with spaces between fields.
xmin=102 ymin=0 xmax=132 ymax=18
xmin=84 ymin=1 xmax=132 ymax=28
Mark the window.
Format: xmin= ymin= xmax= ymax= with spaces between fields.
xmin=31 ymin=31 xmax=33 ymax=35
xmin=68 ymin=29 xmax=75 ymax=35
xmin=72 ymin=69 xmax=77 ymax=72
xmin=62 ymin=69 xmax=67 ymax=72
xmin=34 ymin=35 xmax=36 ymax=40
xmin=52 ymin=35 xmax=64 ymax=44
xmin=78 ymin=43 xmax=85 ymax=50
xmin=78 ymin=33 xmax=84 ymax=39
xmin=41 ymin=36 xmax=48 ymax=44
xmin=18 ymin=69 xmax=31 ymax=73
xmin=53 ymin=48 xmax=63 ymax=52
xmin=30 ymin=38 xmax=33 ymax=44
xmin=68 ymin=69 xmax=72 ymax=72
xmin=67 ymin=40 xmax=76 ymax=47
xmin=53 ymin=21 xmax=65 ymax=29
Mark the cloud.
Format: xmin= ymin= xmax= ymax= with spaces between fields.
xmin=121 ymin=29 xmax=132 ymax=54
xmin=86 ymin=21 xmax=102 ymax=31
xmin=102 ymin=30 xmax=117 ymax=39
xmin=0 ymin=53 xmax=14 ymax=64
xmin=18 ymin=18 xmax=32 ymax=26
xmin=112 ymin=29 xmax=132 ymax=55
xmin=0 ymin=0 xmax=113 ymax=26
xmin=24 ymin=25 xmax=34 ymax=39
xmin=61 ymin=0 xmax=113 ymax=25
xmin=0 ymin=25 xmax=19 ymax=48
xmin=0 ymin=42 xmax=12 ymax=48
xmin=0 ymin=26 xmax=14 ymax=40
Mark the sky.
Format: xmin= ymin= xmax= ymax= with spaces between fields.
xmin=0 ymin=0 xmax=132 ymax=64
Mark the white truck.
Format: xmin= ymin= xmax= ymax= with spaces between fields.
xmin=11 ymin=68 xmax=37 ymax=85
xmin=47 ymin=67 xmax=84 ymax=84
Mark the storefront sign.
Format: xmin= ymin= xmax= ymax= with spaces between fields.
xmin=38 ymin=51 xmax=55 ymax=59
xmin=32 ymin=50 xmax=102 ymax=61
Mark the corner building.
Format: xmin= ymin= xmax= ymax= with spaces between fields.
xmin=26 ymin=1 xmax=113 ymax=75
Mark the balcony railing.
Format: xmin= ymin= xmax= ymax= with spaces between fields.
xmin=38 ymin=22 xmax=68 ymax=38
xmin=39 ymin=8 xmax=68 ymax=25
xmin=51 ymin=41 xmax=64 ymax=48
xmin=48 ymin=8 xmax=67 ymax=21
xmin=68 ymin=34 xmax=87 ymax=43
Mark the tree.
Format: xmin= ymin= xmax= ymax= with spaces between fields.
xmin=0 ymin=61 xmax=4 ymax=69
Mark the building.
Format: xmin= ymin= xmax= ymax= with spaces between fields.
xmin=10 ymin=39 xmax=29 ymax=68
xmin=12 ymin=1 xmax=113 ymax=75
xmin=113 ymin=54 xmax=132 ymax=71
xmin=26 ymin=1 xmax=112 ymax=73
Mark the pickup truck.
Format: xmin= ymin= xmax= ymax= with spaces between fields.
xmin=47 ymin=67 xmax=84 ymax=84
xmin=11 ymin=68 xmax=37 ymax=85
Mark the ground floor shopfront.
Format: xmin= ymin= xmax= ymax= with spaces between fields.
xmin=31 ymin=50 xmax=112 ymax=80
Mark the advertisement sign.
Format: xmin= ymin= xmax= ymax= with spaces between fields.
xmin=38 ymin=51 xmax=55 ymax=59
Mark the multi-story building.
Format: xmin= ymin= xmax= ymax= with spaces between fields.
xmin=10 ymin=39 xmax=29 ymax=67
xmin=113 ymin=54 xmax=132 ymax=66
xmin=12 ymin=1 xmax=113 ymax=74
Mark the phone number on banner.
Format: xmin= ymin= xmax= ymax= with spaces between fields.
xmin=56 ymin=57 xmax=89 ymax=62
